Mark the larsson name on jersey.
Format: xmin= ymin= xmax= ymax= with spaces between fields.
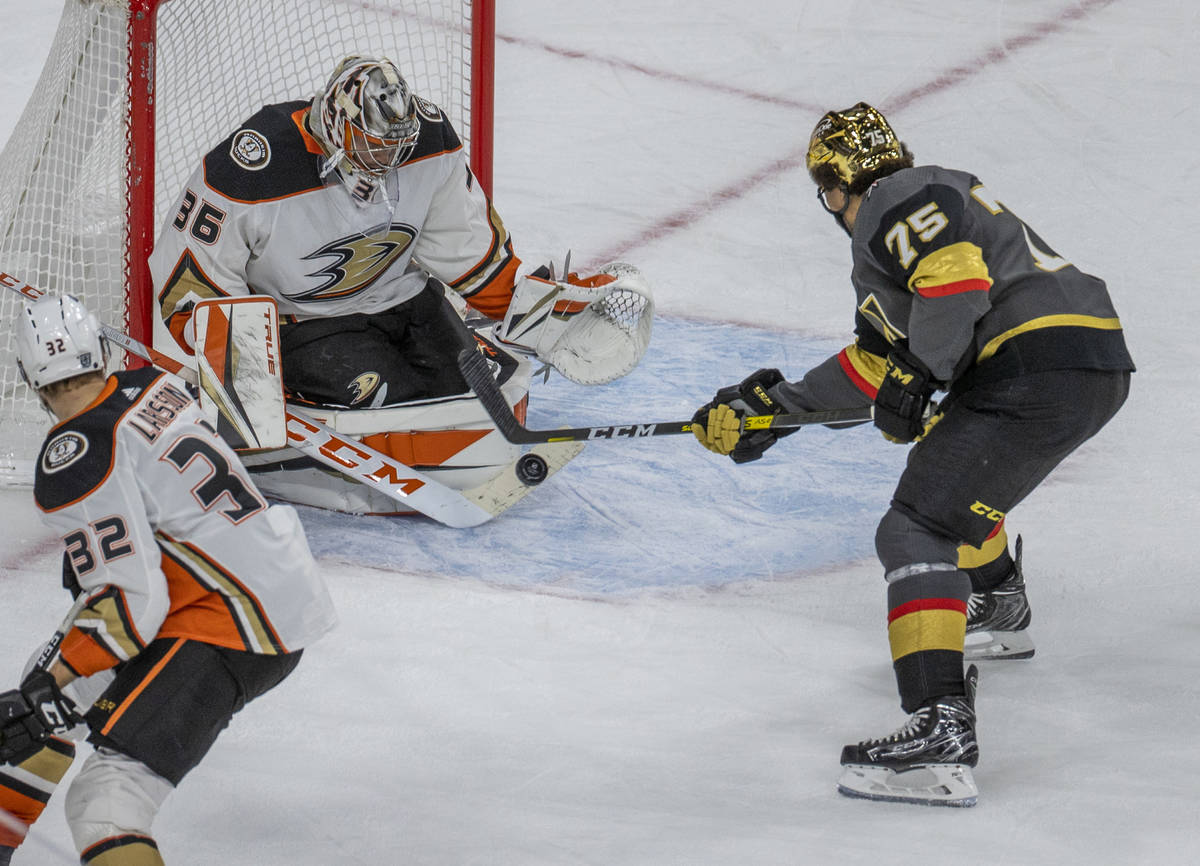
xmin=128 ymin=381 xmax=194 ymax=443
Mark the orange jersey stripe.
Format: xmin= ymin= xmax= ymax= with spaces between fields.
xmin=463 ymin=256 xmax=519 ymax=319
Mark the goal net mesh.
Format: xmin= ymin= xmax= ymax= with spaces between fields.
xmin=0 ymin=0 xmax=480 ymax=484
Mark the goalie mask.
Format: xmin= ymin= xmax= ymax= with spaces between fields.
xmin=313 ymin=55 xmax=421 ymax=183
xmin=15 ymin=293 xmax=108 ymax=391
xmin=806 ymin=102 xmax=907 ymax=196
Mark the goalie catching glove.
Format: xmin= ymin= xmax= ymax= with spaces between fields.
xmin=494 ymin=262 xmax=654 ymax=385
xmin=692 ymin=368 xmax=793 ymax=463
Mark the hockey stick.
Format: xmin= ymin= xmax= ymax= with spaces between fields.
xmin=457 ymin=347 xmax=873 ymax=444
xmin=2 ymin=272 xmax=574 ymax=528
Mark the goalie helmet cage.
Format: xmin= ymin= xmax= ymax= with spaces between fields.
xmin=0 ymin=0 xmax=495 ymax=484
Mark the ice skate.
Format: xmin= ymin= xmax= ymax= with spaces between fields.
xmin=837 ymin=666 xmax=980 ymax=807
xmin=966 ymin=536 xmax=1034 ymax=660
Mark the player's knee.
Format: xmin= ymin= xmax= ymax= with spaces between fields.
xmin=65 ymin=747 xmax=173 ymax=857
xmin=875 ymin=507 xmax=959 ymax=576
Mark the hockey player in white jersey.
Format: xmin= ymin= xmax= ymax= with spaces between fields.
xmin=149 ymin=54 xmax=653 ymax=514
xmin=0 ymin=295 xmax=336 ymax=864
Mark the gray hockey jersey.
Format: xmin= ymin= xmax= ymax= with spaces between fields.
xmin=775 ymin=165 xmax=1134 ymax=412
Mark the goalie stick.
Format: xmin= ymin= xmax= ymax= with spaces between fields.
xmin=457 ymin=347 xmax=873 ymax=444
xmin=2 ymin=272 xmax=578 ymax=528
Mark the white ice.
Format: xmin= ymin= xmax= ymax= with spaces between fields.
xmin=1 ymin=1 xmax=1198 ymax=863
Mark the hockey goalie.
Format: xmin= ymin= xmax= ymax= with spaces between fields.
xmin=149 ymin=54 xmax=653 ymax=515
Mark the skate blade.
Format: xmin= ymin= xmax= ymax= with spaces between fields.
xmin=837 ymin=763 xmax=978 ymax=807
xmin=964 ymin=628 xmax=1035 ymax=660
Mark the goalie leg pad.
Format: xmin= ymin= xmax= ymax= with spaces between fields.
xmin=193 ymin=297 xmax=286 ymax=450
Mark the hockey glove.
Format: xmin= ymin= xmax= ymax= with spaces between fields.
xmin=692 ymin=368 xmax=789 ymax=464
xmin=873 ymin=348 xmax=938 ymax=444
xmin=0 ymin=670 xmax=82 ymax=764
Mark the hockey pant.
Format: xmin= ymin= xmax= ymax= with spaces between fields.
xmin=279 ymin=279 xmax=475 ymax=408
xmin=878 ymin=368 xmax=1130 ymax=711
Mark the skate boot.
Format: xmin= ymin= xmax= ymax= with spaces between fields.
xmin=837 ymin=665 xmax=980 ymax=807
xmin=965 ymin=535 xmax=1034 ymax=660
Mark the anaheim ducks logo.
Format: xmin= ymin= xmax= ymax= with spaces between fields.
xmin=294 ymin=223 xmax=418 ymax=303
xmin=42 ymin=431 xmax=88 ymax=473
xmin=347 ymin=372 xmax=381 ymax=405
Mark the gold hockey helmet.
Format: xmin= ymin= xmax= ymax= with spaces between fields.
xmin=806 ymin=102 xmax=905 ymax=192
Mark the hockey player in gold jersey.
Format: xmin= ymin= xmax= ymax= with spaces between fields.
xmin=691 ymin=102 xmax=1133 ymax=805
xmin=0 ymin=295 xmax=336 ymax=863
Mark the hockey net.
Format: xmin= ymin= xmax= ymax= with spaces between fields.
xmin=0 ymin=0 xmax=494 ymax=484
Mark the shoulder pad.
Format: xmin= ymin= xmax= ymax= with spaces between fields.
xmin=406 ymin=98 xmax=463 ymax=162
xmin=203 ymin=101 xmax=325 ymax=202
xmin=34 ymin=369 xmax=164 ymax=511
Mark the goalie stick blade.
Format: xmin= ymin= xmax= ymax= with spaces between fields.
xmin=457 ymin=348 xmax=874 ymax=445
xmin=461 ymin=440 xmax=585 ymax=516
xmin=837 ymin=763 xmax=979 ymax=807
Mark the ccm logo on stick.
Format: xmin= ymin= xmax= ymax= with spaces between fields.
xmin=587 ymin=425 xmax=657 ymax=439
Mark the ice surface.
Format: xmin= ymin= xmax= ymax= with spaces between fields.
xmin=1 ymin=1 xmax=1197 ymax=863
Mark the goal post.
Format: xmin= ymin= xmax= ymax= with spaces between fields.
xmin=0 ymin=0 xmax=495 ymax=484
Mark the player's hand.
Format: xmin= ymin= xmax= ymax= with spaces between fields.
xmin=691 ymin=403 xmax=743 ymax=455
xmin=0 ymin=688 xmax=39 ymax=765
xmin=873 ymin=348 xmax=938 ymax=443
xmin=19 ymin=670 xmax=80 ymax=736
xmin=692 ymin=368 xmax=788 ymax=463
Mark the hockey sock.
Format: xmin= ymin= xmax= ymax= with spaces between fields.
xmin=886 ymin=567 xmax=971 ymax=713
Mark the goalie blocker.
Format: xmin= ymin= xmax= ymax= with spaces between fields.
xmin=494 ymin=261 xmax=653 ymax=385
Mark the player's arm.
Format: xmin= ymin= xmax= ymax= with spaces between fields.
xmin=40 ymin=453 xmax=171 ymax=681
xmin=771 ymin=313 xmax=891 ymax=413
xmin=149 ymin=168 xmax=255 ymax=355
xmin=413 ymin=156 xmax=521 ymax=318
xmin=872 ymin=183 xmax=994 ymax=382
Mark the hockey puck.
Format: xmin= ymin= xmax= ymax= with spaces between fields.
xmin=515 ymin=453 xmax=549 ymax=486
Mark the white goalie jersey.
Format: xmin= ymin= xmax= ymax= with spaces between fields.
xmin=34 ymin=367 xmax=337 ymax=678
xmin=149 ymin=98 xmax=520 ymax=353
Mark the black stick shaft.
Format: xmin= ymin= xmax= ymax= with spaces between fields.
xmin=458 ymin=348 xmax=872 ymax=445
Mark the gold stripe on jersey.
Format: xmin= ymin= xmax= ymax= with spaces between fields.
xmin=159 ymin=535 xmax=286 ymax=654
xmin=840 ymin=343 xmax=890 ymax=393
xmin=157 ymin=251 xmax=230 ymax=351
xmin=976 ymin=314 xmax=1124 ymax=363
xmin=61 ymin=587 xmax=148 ymax=675
xmin=14 ymin=738 xmax=74 ymax=787
xmin=450 ymin=199 xmax=517 ymax=312
xmin=908 ymin=241 xmax=993 ymax=296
